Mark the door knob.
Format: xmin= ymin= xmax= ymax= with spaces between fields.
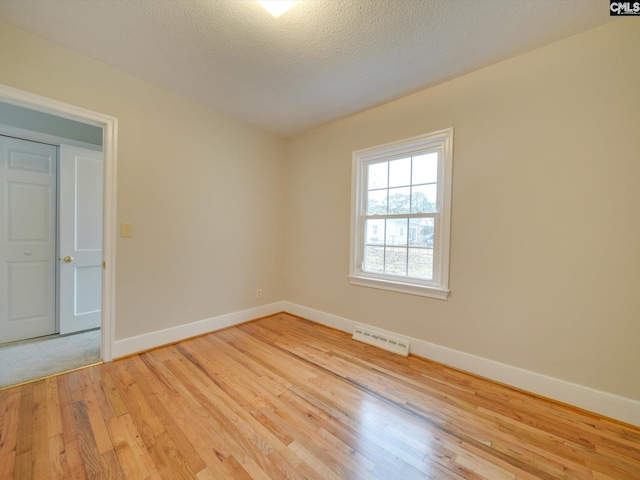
xmin=63 ymin=256 xmax=73 ymax=263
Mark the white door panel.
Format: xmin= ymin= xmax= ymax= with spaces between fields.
xmin=0 ymin=136 xmax=57 ymax=343
xmin=9 ymin=262 xmax=49 ymax=319
xmin=59 ymin=145 xmax=103 ymax=334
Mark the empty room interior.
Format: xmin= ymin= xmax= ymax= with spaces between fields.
xmin=0 ymin=1 xmax=639 ymax=479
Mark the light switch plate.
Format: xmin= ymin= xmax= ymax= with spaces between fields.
xmin=120 ymin=223 xmax=133 ymax=238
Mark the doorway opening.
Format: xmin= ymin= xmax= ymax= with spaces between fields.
xmin=0 ymin=85 xmax=117 ymax=387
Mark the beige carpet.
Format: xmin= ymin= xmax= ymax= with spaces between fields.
xmin=0 ymin=329 xmax=101 ymax=388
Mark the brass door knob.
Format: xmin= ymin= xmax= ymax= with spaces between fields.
xmin=63 ymin=256 xmax=73 ymax=263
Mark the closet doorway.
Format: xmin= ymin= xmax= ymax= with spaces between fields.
xmin=0 ymin=86 xmax=117 ymax=385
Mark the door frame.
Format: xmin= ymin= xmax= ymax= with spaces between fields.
xmin=0 ymin=84 xmax=117 ymax=361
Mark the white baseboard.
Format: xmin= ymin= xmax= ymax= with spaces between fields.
xmin=112 ymin=302 xmax=285 ymax=358
xmin=283 ymin=302 xmax=640 ymax=427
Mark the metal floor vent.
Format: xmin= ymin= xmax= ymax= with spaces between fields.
xmin=352 ymin=324 xmax=410 ymax=357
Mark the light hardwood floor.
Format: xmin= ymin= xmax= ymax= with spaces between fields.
xmin=1 ymin=313 xmax=639 ymax=479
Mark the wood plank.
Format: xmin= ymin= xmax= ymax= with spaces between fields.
xmin=31 ymin=381 xmax=50 ymax=479
xmin=0 ymin=389 xmax=20 ymax=479
xmin=73 ymin=400 xmax=106 ymax=478
xmin=13 ymin=383 xmax=34 ymax=479
xmin=48 ymin=434 xmax=71 ymax=480
xmin=55 ymin=375 xmax=88 ymax=480
xmin=45 ymin=377 xmax=63 ymax=438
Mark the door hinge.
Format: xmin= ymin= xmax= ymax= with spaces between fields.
xmin=102 ymin=261 xmax=106 ymax=269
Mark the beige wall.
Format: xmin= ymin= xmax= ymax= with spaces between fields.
xmin=0 ymin=22 xmax=286 ymax=340
xmin=284 ymin=21 xmax=640 ymax=401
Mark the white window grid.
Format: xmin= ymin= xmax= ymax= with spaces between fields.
xmin=349 ymin=128 xmax=453 ymax=300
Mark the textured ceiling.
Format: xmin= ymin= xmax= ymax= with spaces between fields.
xmin=0 ymin=0 xmax=612 ymax=137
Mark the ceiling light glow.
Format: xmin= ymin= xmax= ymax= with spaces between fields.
xmin=257 ymin=1 xmax=300 ymax=18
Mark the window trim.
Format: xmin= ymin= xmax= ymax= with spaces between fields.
xmin=349 ymin=128 xmax=453 ymax=300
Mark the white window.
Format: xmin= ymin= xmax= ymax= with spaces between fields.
xmin=349 ymin=129 xmax=453 ymax=299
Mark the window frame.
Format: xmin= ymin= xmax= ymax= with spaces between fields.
xmin=349 ymin=128 xmax=453 ymax=300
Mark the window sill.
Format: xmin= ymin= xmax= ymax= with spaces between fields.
xmin=348 ymin=275 xmax=449 ymax=300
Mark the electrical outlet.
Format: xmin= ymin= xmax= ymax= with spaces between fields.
xmin=256 ymin=289 xmax=262 ymax=299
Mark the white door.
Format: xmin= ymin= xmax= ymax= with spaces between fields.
xmin=59 ymin=145 xmax=103 ymax=334
xmin=0 ymin=136 xmax=57 ymax=343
